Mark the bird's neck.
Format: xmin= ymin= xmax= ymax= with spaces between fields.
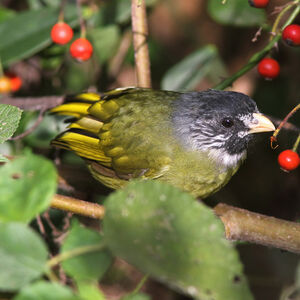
xmin=206 ymin=148 xmax=247 ymax=170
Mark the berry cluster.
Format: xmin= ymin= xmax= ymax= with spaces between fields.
xmin=0 ymin=73 xmax=22 ymax=94
xmin=50 ymin=22 xmax=93 ymax=61
xmin=256 ymin=25 xmax=300 ymax=79
xmin=248 ymin=2 xmax=300 ymax=172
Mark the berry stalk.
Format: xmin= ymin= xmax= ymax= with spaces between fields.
xmin=214 ymin=2 xmax=300 ymax=90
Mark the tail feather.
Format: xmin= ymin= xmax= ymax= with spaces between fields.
xmin=51 ymin=129 xmax=111 ymax=165
xmin=51 ymin=93 xmax=112 ymax=165
xmin=50 ymin=93 xmax=101 ymax=118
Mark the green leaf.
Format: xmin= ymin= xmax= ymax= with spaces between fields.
xmin=14 ymin=281 xmax=80 ymax=300
xmin=0 ymin=6 xmax=78 ymax=67
xmin=0 ymin=154 xmax=8 ymax=162
xmin=0 ymin=152 xmax=57 ymax=223
xmin=77 ymin=282 xmax=106 ymax=300
xmin=121 ymin=293 xmax=151 ymax=300
xmin=161 ymin=45 xmax=225 ymax=91
xmin=207 ymin=0 xmax=266 ymax=27
xmin=103 ymin=181 xmax=253 ymax=300
xmin=96 ymin=0 xmax=157 ymax=26
xmin=61 ymin=220 xmax=113 ymax=282
xmin=0 ymin=223 xmax=48 ymax=291
xmin=89 ymin=25 xmax=121 ymax=64
xmin=0 ymin=104 xmax=22 ymax=144
xmin=0 ymin=7 xmax=15 ymax=23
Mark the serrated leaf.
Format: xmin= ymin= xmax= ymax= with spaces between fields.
xmin=207 ymin=0 xmax=266 ymax=27
xmin=0 ymin=104 xmax=22 ymax=144
xmin=161 ymin=45 xmax=222 ymax=91
xmin=0 ymin=223 xmax=48 ymax=291
xmin=0 ymin=152 xmax=57 ymax=223
xmin=89 ymin=25 xmax=121 ymax=64
xmin=61 ymin=220 xmax=112 ymax=282
xmin=0 ymin=6 xmax=78 ymax=67
xmin=14 ymin=281 xmax=80 ymax=300
xmin=103 ymin=181 xmax=253 ymax=300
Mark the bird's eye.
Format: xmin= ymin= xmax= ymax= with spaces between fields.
xmin=221 ymin=118 xmax=234 ymax=128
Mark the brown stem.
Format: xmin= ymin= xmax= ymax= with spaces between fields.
xmin=51 ymin=194 xmax=105 ymax=219
xmin=131 ymin=0 xmax=152 ymax=88
xmin=214 ymin=203 xmax=300 ymax=254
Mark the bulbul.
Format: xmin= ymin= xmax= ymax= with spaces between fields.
xmin=51 ymin=87 xmax=275 ymax=198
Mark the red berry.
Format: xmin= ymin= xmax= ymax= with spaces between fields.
xmin=51 ymin=22 xmax=73 ymax=45
xmin=278 ymin=150 xmax=300 ymax=171
xmin=0 ymin=76 xmax=11 ymax=93
xmin=282 ymin=24 xmax=300 ymax=47
xmin=5 ymin=72 xmax=22 ymax=92
xmin=70 ymin=38 xmax=93 ymax=61
xmin=257 ymin=58 xmax=280 ymax=80
xmin=248 ymin=0 xmax=269 ymax=8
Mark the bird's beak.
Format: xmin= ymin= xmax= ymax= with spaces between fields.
xmin=248 ymin=113 xmax=275 ymax=134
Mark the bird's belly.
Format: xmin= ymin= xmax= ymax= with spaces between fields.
xmin=162 ymin=151 xmax=235 ymax=198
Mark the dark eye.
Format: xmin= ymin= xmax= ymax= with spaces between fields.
xmin=221 ymin=118 xmax=234 ymax=128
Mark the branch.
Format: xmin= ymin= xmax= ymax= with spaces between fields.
xmin=214 ymin=2 xmax=300 ymax=90
xmin=51 ymin=194 xmax=105 ymax=219
xmin=50 ymin=194 xmax=300 ymax=254
xmin=214 ymin=203 xmax=300 ymax=254
xmin=131 ymin=0 xmax=152 ymax=88
xmin=0 ymin=95 xmax=64 ymax=110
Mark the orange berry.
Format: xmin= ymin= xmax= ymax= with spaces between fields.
xmin=0 ymin=76 xmax=12 ymax=93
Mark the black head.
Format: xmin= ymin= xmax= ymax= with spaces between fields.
xmin=172 ymin=89 xmax=274 ymax=168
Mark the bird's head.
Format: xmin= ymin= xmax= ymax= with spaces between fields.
xmin=172 ymin=89 xmax=275 ymax=169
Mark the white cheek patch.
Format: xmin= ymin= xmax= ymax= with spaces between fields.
xmin=208 ymin=148 xmax=247 ymax=169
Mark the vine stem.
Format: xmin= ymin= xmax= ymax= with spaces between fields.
xmin=131 ymin=0 xmax=152 ymax=88
xmin=270 ymin=1 xmax=298 ymax=40
xmin=214 ymin=3 xmax=300 ymax=90
xmin=48 ymin=243 xmax=105 ymax=267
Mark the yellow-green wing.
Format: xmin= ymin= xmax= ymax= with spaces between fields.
xmin=51 ymin=87 xmax=180 ymax=187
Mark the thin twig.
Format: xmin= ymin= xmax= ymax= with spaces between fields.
xmin=9 ymin=109 xmax=45 ymax=140
xmin=48 ymin=243 xmax=105 ymax=267
xmin=0 ymin=95 xmax=64 ymax=110
xmin=214 ymin=203 xmax=300 ymax=254
xmin=131 ymin=0 xmax=152 ymax=88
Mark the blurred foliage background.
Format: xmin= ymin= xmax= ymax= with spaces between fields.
xmin=0 ymin=0 xmax=300 ymax=299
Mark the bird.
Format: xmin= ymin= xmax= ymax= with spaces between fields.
xmin=51 ymin=87 xmax=275 ymax=198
